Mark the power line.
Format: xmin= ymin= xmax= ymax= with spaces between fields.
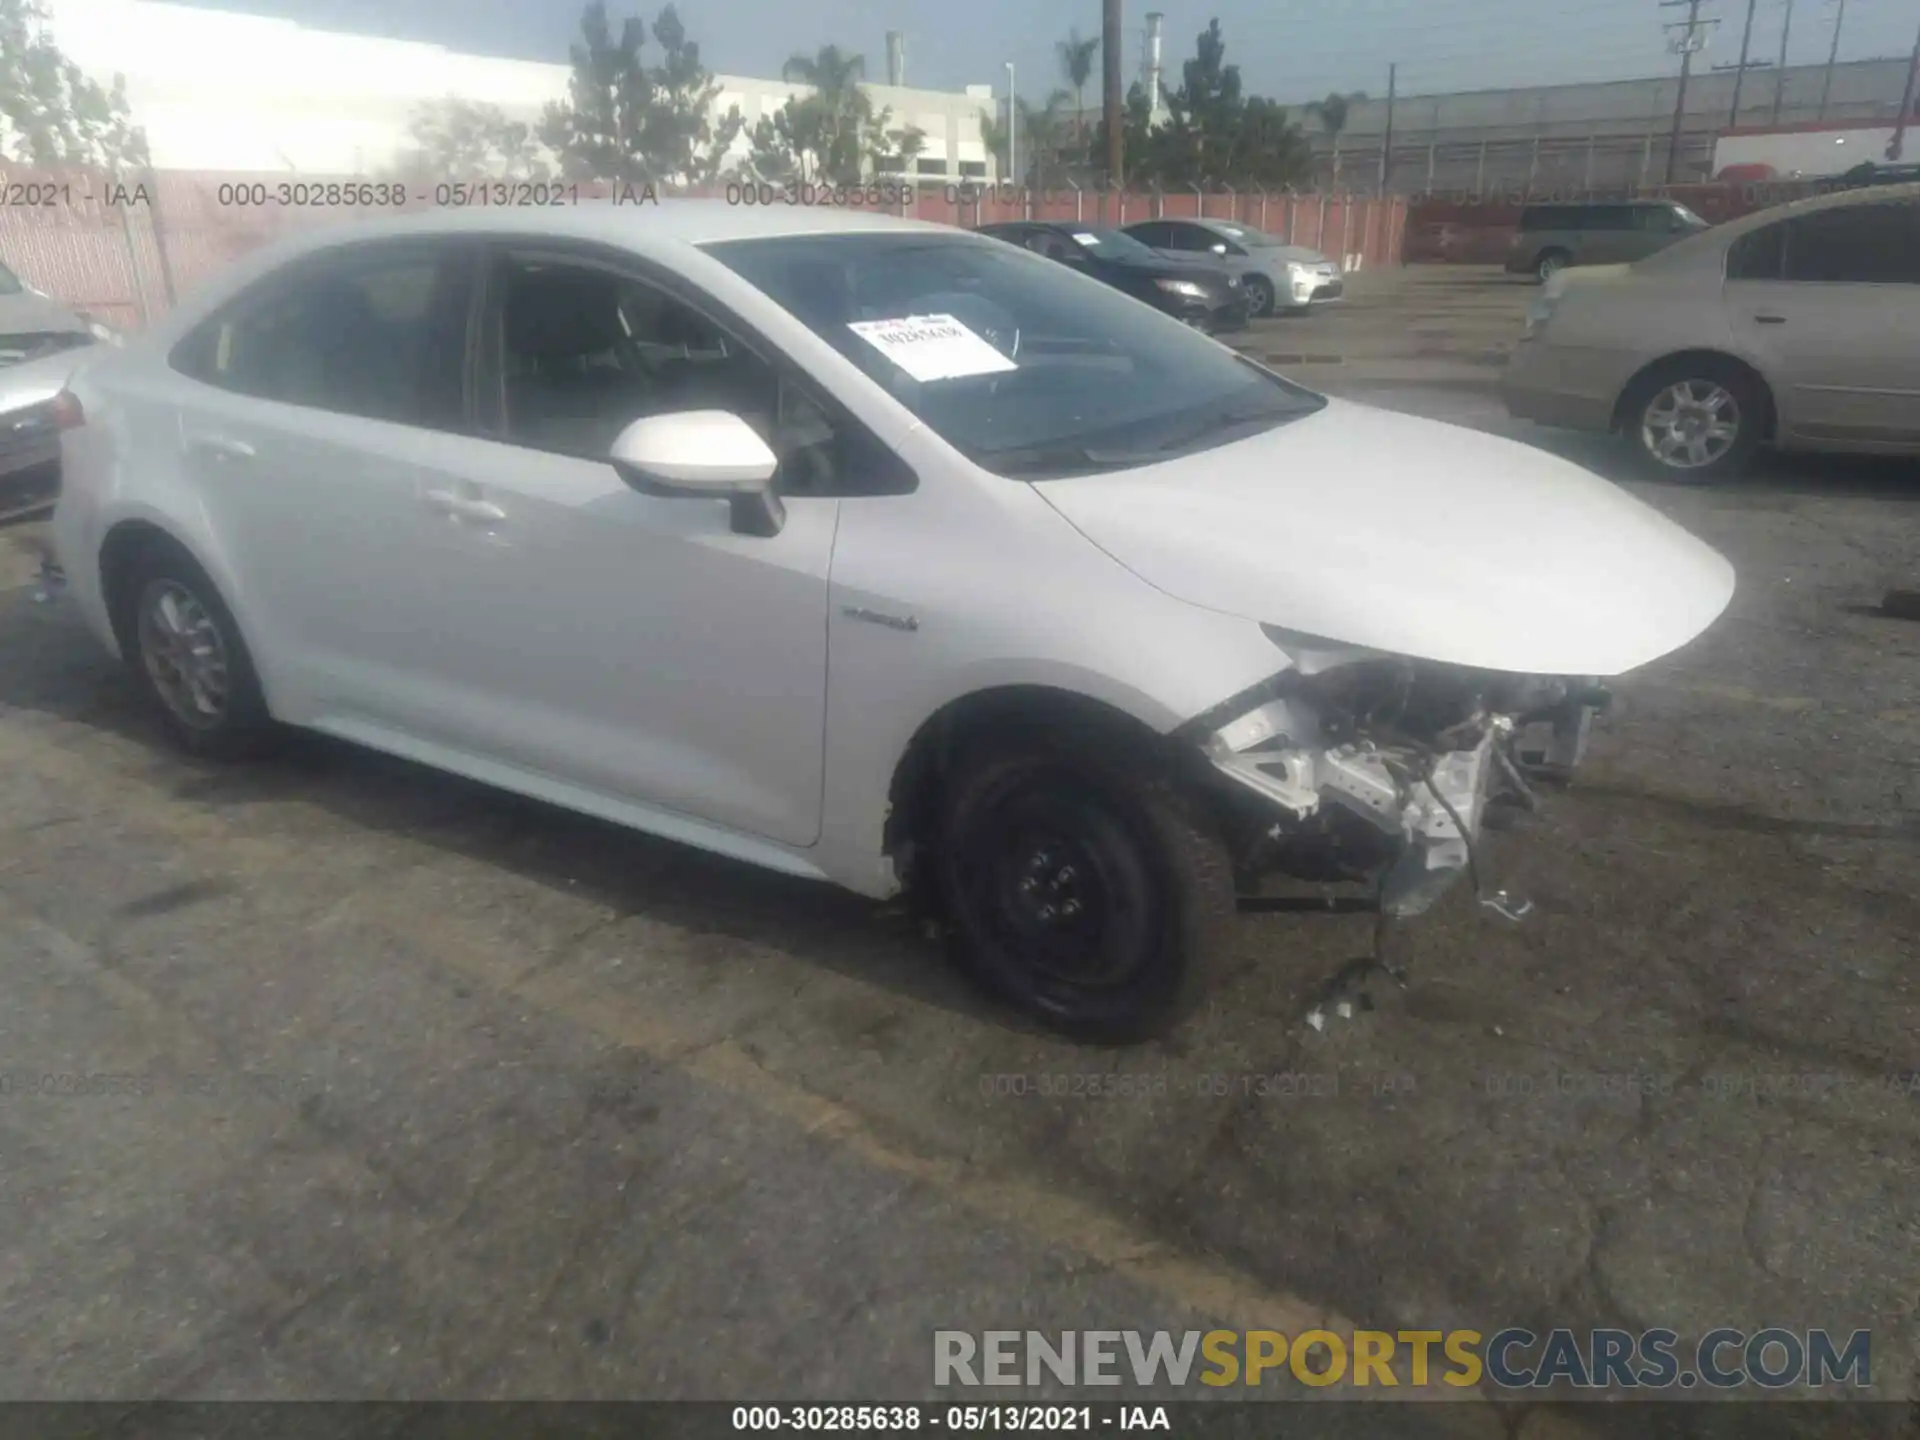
xmin=1772 ymin=0 xmax=1796 ymax=120
xmin=1662 ymin=0 xmax=1719 ymax=180
xmin=1818 ymin=0 xmax=1849 ymax=116
xmin=1715 ymin=0 xmax=1763 ymax=123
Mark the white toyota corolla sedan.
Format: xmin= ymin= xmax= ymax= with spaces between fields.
xmin=49 ymin=203 xmax=1736 ymax=1041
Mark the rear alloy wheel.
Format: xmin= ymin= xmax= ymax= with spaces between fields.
xmin=936 ymin=731 xmax=1236 ymax=1043
xmin=1535 ymin=249 xmax=1570 ymax=283
xmin=119 ymin=543 xmax=276 ymax=758
xmin=1625 ymin=362 xmax=1765 ymax=482
xmin=1241 ymin=274 xmax=1276 ymax=317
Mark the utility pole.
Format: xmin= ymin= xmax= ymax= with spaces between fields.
xmin=1722 ymin=0 xmax=1760 ymax=123
xmin=1817 ymin=0 xmax=1847 ymax=119
xmin=1378 ymin=62 xmax=1397 ymax=195
xmin=1888 ymin=10 xmax=1920 ymax=160
xmin=1663 ymin=0 xmax=1719 ymax=183
xmin=1771 ymin=0 xmax=1796 ymax=122
xmin=1006 ymin=62 xmax=1018 ymax=189
xmin=1102 ymin=0 xmax=1124 ymax=217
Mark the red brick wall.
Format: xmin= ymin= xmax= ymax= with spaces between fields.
xmin=0 ymin=167 xmax=1407 ymax=328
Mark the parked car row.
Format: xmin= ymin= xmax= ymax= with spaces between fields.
xmin=972 ymin=217 xmax=1346 ymax=328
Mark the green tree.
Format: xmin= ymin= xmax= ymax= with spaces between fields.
xmin=1142 ymin=19 xmax=1311 ymax=188
xmin=0 ymin=0 xmax=149 ymax=171
xmin=1304 ymin=91 xmax=1366 ymax=141
xmin=981 ymin=90 xmax=1078 ymax=187
xmin=539 ymin=2 xmax=743 ymax=184
xmin=738 ymin=44 xmax=904 ymax=185
xmin=1304 ymin=89 xmax=1367 ymax=182
xmin=1088 ymin=80 xmax=1161 ymax=188
xmin=647 ymin=4 xmax=743 ymax=183
xmin=1054 ymin=27 xmax=1099 ymax=155
xmin=388 ymin=98 xmax=551 ymax=184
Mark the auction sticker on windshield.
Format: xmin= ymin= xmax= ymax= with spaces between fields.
xmin=1072 ymin=233 xmax=1100 ymax=245
xmin=847 ymin=314 xmax=1017 ymax=383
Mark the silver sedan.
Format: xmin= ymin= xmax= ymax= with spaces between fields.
xmin=1121 ymin=217 xmax=1344 ymax=317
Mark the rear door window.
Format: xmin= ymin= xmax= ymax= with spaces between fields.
xmin=1726 ymin=221 xmax=1787 ymax=280
xmin=1782 ymin=201 xmax=1920 ymax=284
xmin=1530 ymin=207 xmax=1590 ymax=231
xmin=1162 ymin=223 xmax=1216 ymax=252
xmin=173 ymin=245 xmax=472 ymax=429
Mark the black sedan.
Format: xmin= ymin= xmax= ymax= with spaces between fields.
xmin=973 ymin=222 xmax=1250 ymax=334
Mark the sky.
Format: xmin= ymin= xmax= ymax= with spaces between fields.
xmin=175 ymin=0 xmax=1919 ymax=105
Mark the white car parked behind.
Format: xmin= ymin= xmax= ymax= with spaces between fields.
xmin=50 ymin=204 xmax=1735 ymax=1041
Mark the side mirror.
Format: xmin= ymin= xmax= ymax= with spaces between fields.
xmin=610 ymin=410 xmax=785 ymax=537
xmin=1211 ymin=243 xmax=1229 ymax=255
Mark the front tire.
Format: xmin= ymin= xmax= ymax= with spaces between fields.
xmin=1242 ymin=274 xmax=1276 ymax=318
xmin=1621 ymin=359 xmax=1766 ymax=482
xmin=115 ymin=541 xmax=276 ymax=759
xmin=936 ymin=729 xmax=1237 ymax=1044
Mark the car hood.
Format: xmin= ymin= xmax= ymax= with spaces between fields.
xmin=0 ymin=343 xmax=95 ymax=415
xmin=1103 ymin=259 xmax=1235 ymax=292
xmin=1033 ymin=398 xmax=1736 ymax=677
xmin=0 ymin=289 xmax=90 ymax=339
xmin=1258 ymin=245 xmax=1331 ymax=266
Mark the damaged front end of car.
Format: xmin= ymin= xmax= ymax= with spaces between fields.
xmin=1190 ymin=629 xmax=1609 ymax=922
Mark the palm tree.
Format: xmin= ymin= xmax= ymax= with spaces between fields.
xmin=781 ymin=42 xmax=865 ymax=96
xmin=982 ymin=90 xmax=1076 ymax=187
xmin=1055 ymin=27 xmax=1100 ymax=154
xmin=1305 ymin=90 xmax=1366 ymax=184
xmin=779 ymin=44 xmax=873 ymax=183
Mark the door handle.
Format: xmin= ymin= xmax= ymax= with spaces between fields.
xmin=188 ymin=435 xmax=255 ymax=462
xmin=424 ymin=488 xmax=505 ymax=524
xmin=1754 ymin=313 xmax=1787 ymax=325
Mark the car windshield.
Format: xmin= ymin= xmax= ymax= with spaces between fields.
xmin=1061 ymin=227 xmax=1159 ymax=261
xmin=705 ymin=232 xmax=1325 ymax=480
xmin=1672 ymin=205 xmax=1708 ymax=228
xmin=1213 ymin=222 xmax=1283 ymax=247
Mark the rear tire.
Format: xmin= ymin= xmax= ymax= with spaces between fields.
xmin=935 ymin=727 xmax=1237 ymax=1044
xmin=1620 ymin=358 xmax=1766 ymax=483
xmin=114 ymin=539 xmax=277 ymax=759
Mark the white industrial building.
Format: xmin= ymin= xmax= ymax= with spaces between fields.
xmin=40 ymin=0 xmax=1001 ymax=181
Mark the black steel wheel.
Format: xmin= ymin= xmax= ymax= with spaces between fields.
xmin=936 ymin=728 xmax=1236 ymax=1043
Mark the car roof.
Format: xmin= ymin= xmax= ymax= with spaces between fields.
xmin=1524 ymin=199 xmax=1670 ymax=210
xmin=308 ymin=199 xmax=960 ymax=249
xmin=1720 ymin=177 xmax=1920 ymax=228
xmin=147 ymin=200 xmax=986 ymax=340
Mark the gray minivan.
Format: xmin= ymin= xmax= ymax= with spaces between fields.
xmin=1505 ymin=200 xmax=1710 ymax=282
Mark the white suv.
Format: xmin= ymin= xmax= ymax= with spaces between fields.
xmin=50 ymin=204 xmax=1735 ymax=1041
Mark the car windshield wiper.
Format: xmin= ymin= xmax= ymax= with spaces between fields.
xmin=988 ymin=405 xmax=1309 ymax=477
xmin=1084 ymin=403 xmax=1303 ymax=462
